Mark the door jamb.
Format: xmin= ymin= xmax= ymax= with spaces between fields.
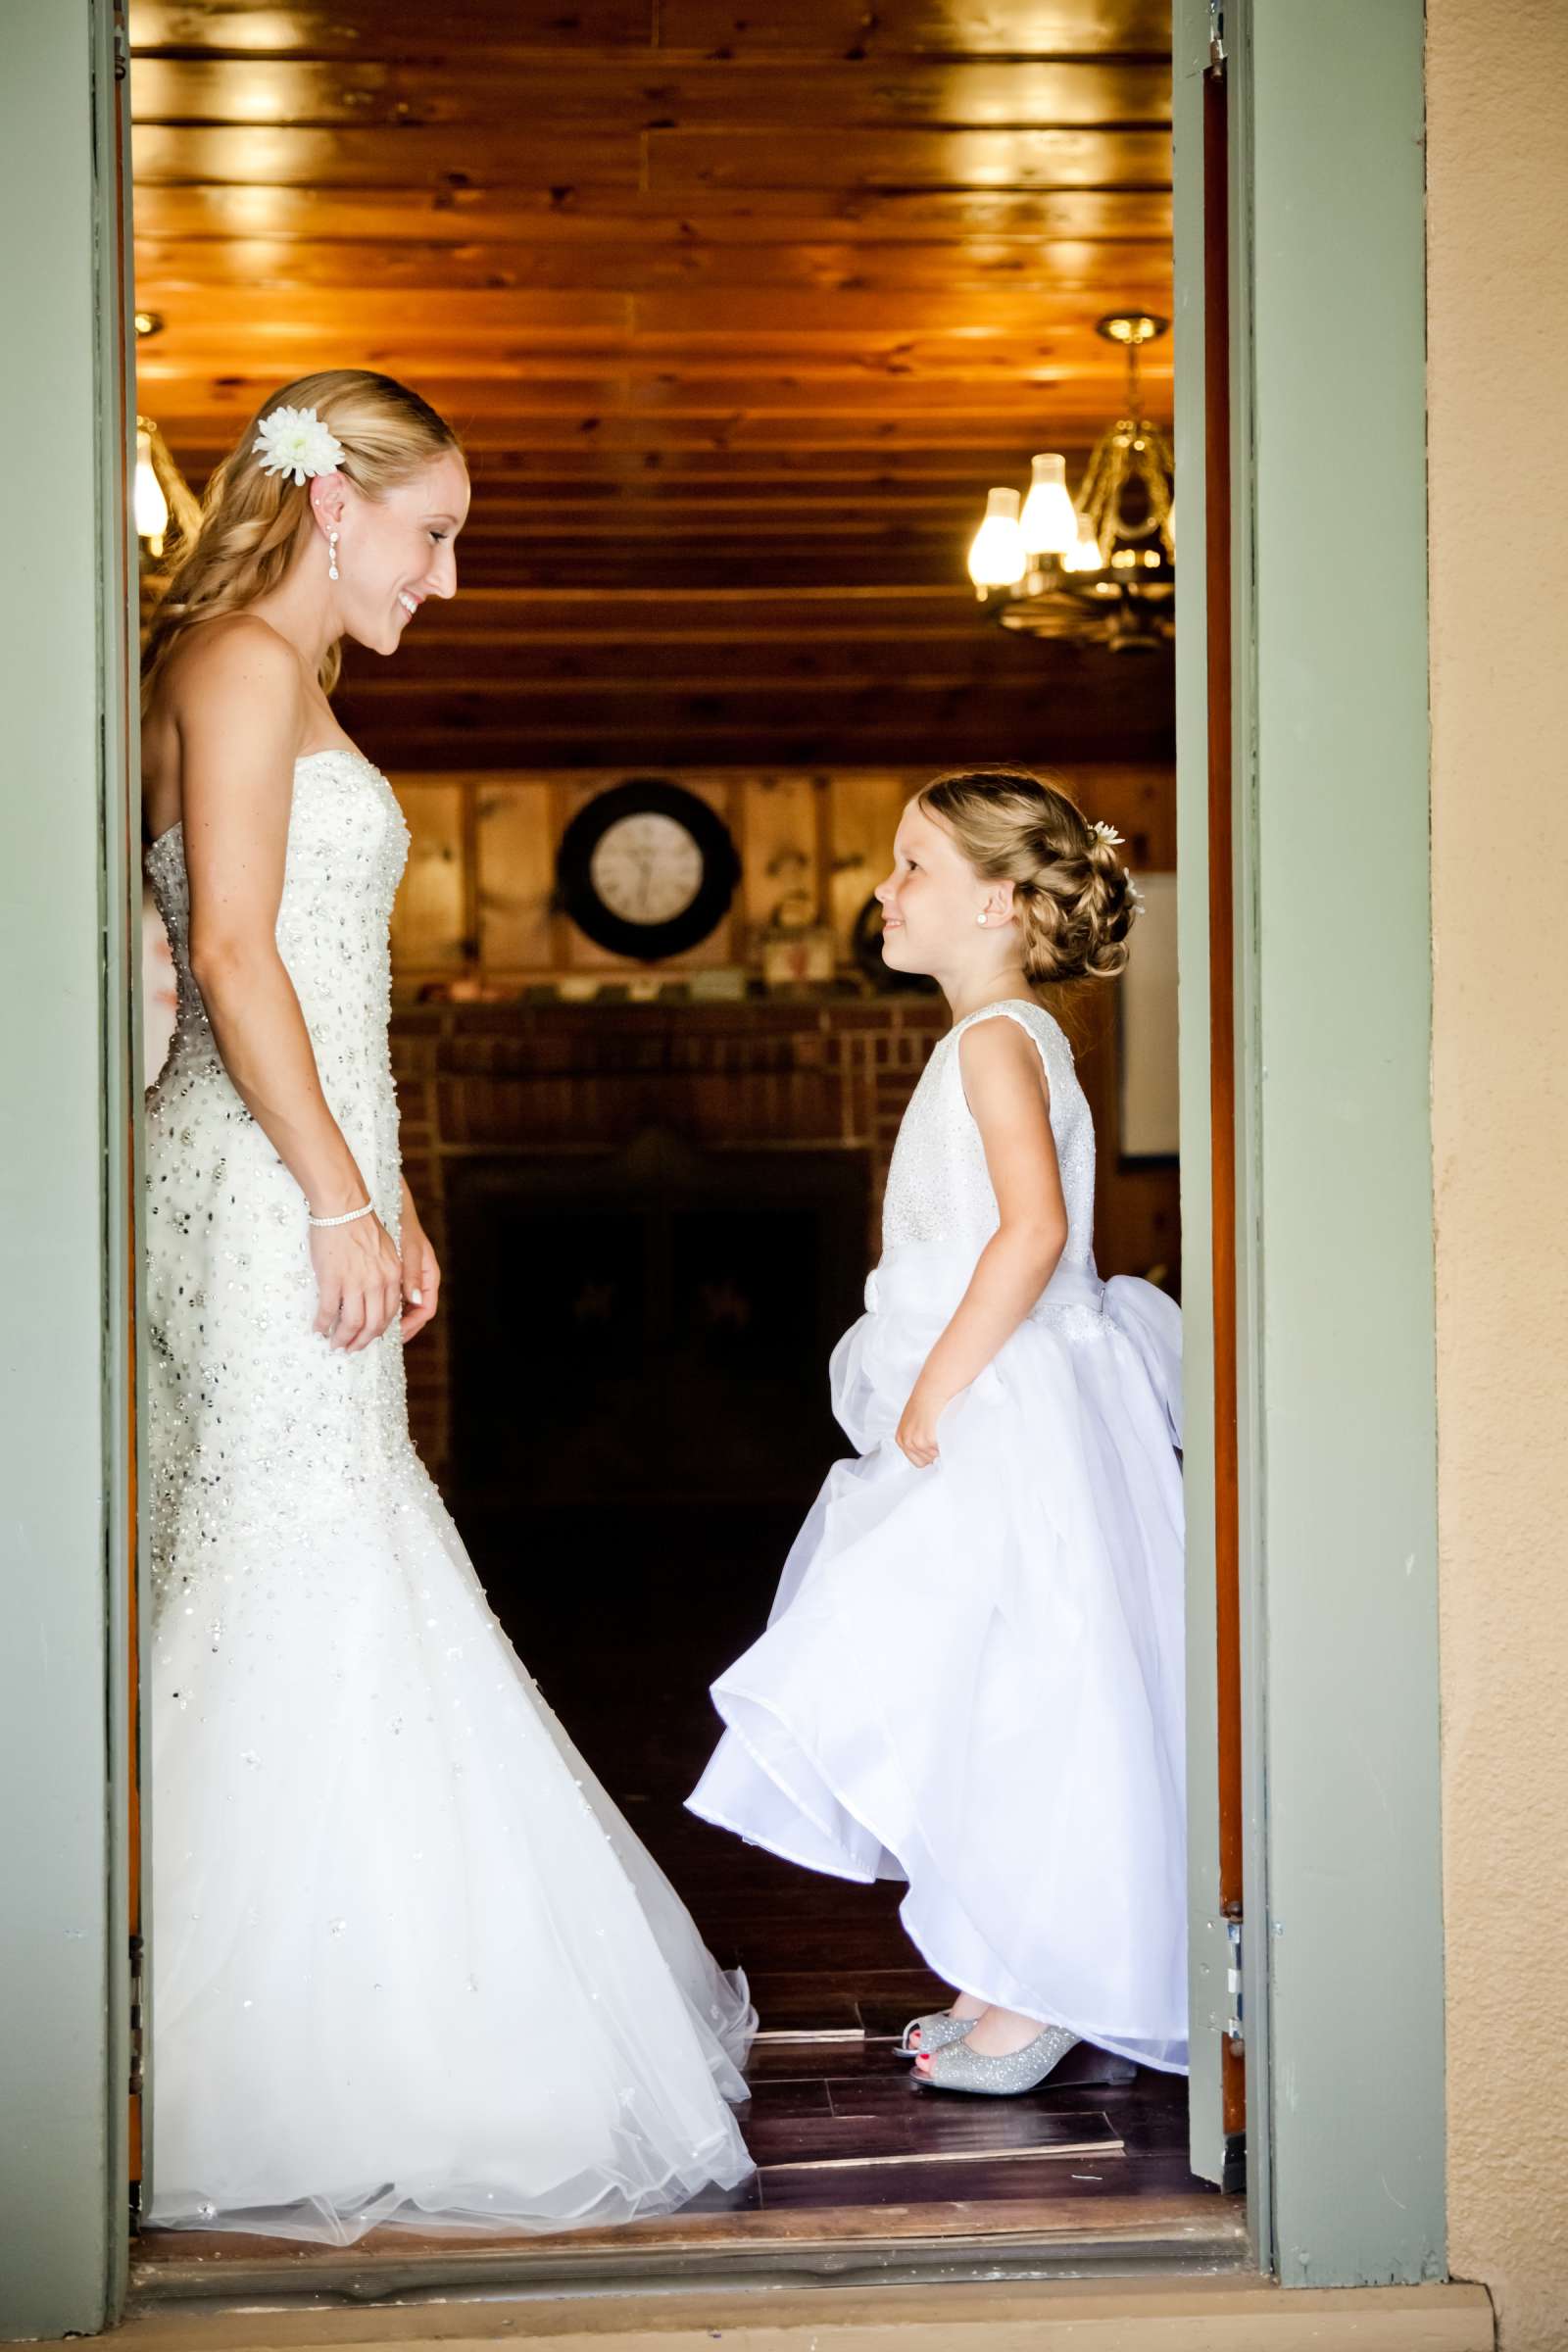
xmin=0 ymin=0 xmax=140 ymax=2335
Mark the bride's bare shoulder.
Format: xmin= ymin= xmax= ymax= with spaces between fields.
xmin=144 ymin=618 xmax=298 ymax=822
xmin=145 ymin=619 xmax=309 ymax=834
xmin=167 ymin=611 xmax=303 ymax=702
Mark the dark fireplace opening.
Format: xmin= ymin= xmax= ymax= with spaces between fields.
xmin=445 ymin=1125 xmax=888 ymax=1996
xmin=447 ymin=1123 xmax=869 ymax=1511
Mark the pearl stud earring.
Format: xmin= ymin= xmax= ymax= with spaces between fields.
xmin=976 ymin=911 xmax=988 ymax=925
xmin=327 ymin=528 xmax=339 ymax=582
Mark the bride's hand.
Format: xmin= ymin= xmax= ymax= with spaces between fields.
xmin=309 ymin=1211 xmax=403 ymax=1352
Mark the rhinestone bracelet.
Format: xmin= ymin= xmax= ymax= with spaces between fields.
xmin=308 ymin=1200 xmax=375 ymax=1229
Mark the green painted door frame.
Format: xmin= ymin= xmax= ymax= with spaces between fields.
xmin=0 ymin=0 xmax=141 ymax=2337
xmin=1176 ymin=0 xmax=1446 ymax=2288
xmin=1 ymin=2 xmax=1446 ymax=2334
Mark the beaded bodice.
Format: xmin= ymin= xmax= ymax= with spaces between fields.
xmin=141 ymin=748 xmax=416 ymax=1632
xmin=145 ymin=747 xmax=410 ymax=1117
xmin=881 ymin=998 xmax=1097 ymax=1273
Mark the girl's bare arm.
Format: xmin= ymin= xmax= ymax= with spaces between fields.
xmin=898 ymin=1018 xmax=1067 ymax=1454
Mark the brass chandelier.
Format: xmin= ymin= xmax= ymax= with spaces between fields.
xmin=966 ymin=313 xmax=1175 ymax=652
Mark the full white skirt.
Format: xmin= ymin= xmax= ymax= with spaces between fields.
xmin=688 ymin=1242 xmax=1189 ymax=2074
xmin=148 ymin=1446 xmax=756 ymax=2242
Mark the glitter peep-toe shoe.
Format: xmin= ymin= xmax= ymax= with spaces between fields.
xmin=913 ymin=2023 xmax=1081 ymax=2095
xmin=897 ymin=2009 xmax=979 ymax=2058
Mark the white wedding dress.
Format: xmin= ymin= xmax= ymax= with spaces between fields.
xmin=688 ymin=997 xmax=1189 ymax=2074
xmin=142 ymin=748 xmax=756 ymax=2243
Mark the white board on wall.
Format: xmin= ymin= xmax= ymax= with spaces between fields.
xmin=1118 ymin=870 xmax=1180 ymax=1157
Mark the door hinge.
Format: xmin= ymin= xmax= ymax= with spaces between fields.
xmin=1207 ymin=2 xmax=1227 ymax=75
xmin=113 ymin=21 xmax=130 ymax=81
xmin=1224 ymin=1914 xmax=1244 ymax=2051
xmin=128 ymin=1932 xmax=145 ymax=2096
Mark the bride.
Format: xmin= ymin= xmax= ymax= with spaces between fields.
xmin=139 ymin=369 xmax=756 ymax=2243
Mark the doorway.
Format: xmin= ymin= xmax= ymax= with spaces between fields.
xmin=125 ymin=0 xmax=1238 ymax=2303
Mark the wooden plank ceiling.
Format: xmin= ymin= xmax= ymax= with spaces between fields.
xmin=129 ymin=1 xmax=1174 ymax=771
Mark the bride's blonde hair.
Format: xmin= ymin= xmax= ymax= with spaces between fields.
xmin=919 ymin=766 xmax=1139 ymax=984
xmin=140 ymin=368 xmax=464 ymax=711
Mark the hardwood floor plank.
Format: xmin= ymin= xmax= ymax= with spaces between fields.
xmin=738 ymin=2077 xmax=835 ymax=2120
xmin=743 ymin=1986 xmax=867 ymax=2032
xmin=750 ymin=2101 xmax=1122 ymax=2167
xmin=758 ymin=2153 xmax=1151 ymax=2211
xmin=822 ymin=2077 xmax=1118 ymax=2141
xmin=1090 ymin=2088 xmax=1194 ymax=2157
xmin=747 ymin=2040 xmax=914 ymax=2082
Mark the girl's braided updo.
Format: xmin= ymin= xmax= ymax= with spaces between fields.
xmin=140 ymin=368 xmax=464 ymax=711
xmin=918 ymin=766 xmax=1139 ymax=984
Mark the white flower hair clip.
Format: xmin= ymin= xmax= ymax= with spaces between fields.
xmin=252 ymin=403 xmax=346 ymax=486
xmin=1090 ymin=820 xmax=1125 ymax=848
xmin=1127 ymin=878 xmax=1148 ymax=912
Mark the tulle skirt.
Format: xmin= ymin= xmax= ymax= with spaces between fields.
xmin=148 ymin=1445 xmax=757 ymax=2243
xmin=688 ymin=1241 xmax=1189 ymax=2074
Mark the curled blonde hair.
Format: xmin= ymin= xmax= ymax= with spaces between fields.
xmin=140 ymin=368 xmax=464 ymax=711
xmin=919 ymin=766 xmax=1138 ymax=984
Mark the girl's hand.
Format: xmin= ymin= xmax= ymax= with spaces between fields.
xmin=896 ymin=1381 xmax=950 ymax=1469
xmin=310 ymin=1211 xmax=404 ymax=1352
xmin=399 ymin=1200 xmax=442 ymax=1343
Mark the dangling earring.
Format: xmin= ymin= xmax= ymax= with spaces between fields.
xmin=327 ymin=527 xmax=339 ymax=582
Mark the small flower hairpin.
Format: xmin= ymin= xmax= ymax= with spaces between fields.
xmin=1090 ymin=820 xmax=1125 ymax=848
xmin=252 ymin=403 xmax=345 ymax=486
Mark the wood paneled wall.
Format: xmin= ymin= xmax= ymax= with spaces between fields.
xmin=389 ymin=759 xmax=1176 ymax=992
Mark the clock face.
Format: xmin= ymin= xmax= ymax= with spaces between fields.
xmin=556 ymin=779 xmax=742 ymax=962
xmin=588 ymin=811 xmax=705 ymax=927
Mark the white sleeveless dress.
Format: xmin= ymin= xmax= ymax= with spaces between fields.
xmin=143 ymin=748 xmax=756 ymax=2243
xmin=688 ymin=998 xmax=1189 ymax=2074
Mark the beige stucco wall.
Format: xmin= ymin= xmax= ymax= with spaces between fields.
xmin=1427 ymin=5 xmax=1568 ymax=2345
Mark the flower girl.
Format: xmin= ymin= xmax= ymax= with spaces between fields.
xmin=688 ymin=768 xmax=1187 ymax=2094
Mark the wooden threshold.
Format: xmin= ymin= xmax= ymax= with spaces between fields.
xmin=131 ymin=2186 xmax=1245 ymax=2302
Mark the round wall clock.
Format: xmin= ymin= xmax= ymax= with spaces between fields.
xmin=556 ymin=779 xmax=742 ymax=961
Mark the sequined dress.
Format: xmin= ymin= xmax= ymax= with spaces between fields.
xmin=143 ymin=748 xmax=756 ymax=2242
xmin=688 ymin=998 xmax=1189 ymax=2073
